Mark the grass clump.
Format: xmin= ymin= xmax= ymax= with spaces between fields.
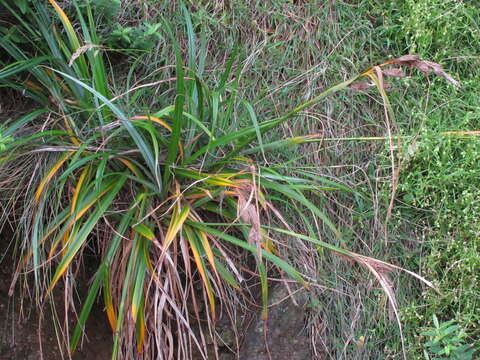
xmin=2 ymin=0 xmax=477 ymax=359
xmin=0 ymin=1 xmax=440 ymax=359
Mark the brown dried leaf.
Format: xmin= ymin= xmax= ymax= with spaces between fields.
xmin=413 ymin=61 xmax=431 ymax=74
xmin=382 ymin=67 xmax=406 ymax=78
xmin=235 ymin=182 xmax=262 ymax=254
xmin=426 ymin=61 xmax=462 ymax=87
xmin=382 ymin=82 xmax=393 ymax=90
xmin=68 ymin=43 xmax=98 ymax=66
xmin=414 ymin=60 xmax=461 ymax=87
xmin=348 ymin=81 xmax=371 ymax=91
xmin=389 ymin=55 xmax=461 ymax=87
xmin=391 ymin=54 xmax=420 ymax=64
xmin=356 ymin=256 xmax=397 ymax=322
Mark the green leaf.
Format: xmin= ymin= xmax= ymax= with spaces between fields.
xmin=50 ymin=68 xmax=161 ymax=191
xmin=131 ymin=240 xmax=147 ymax=322
xmin=213 ymin=258 xmax=239 ymax=289
xmin=70 ymin=267 xmax=105 ymax=352
xmin=188 ymin=222 xmax=305 ymax=285
xmin=3 ymin=109 xmax=47 ymax=137
xmin=242 ymin=99 xmax=266 ymax=161
xmin=113 ymin=229 xmax=142 ymax=359
xmin=16 ymin=0 xmax=28 ymax=14
xmin=0 ymin=56 xmax=49 ymax=80
xmin=162 ymin=19 xmax=185 ymax=190
xmin=48 ymin=175 xmax=126 ymax=292
xmin=260 ymin=178 xmax=341 ymax=239
xmin=133 ymin=223 xmax=155 ymax=241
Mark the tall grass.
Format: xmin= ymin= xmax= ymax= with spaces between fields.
xmin=0 ymin=1 xmax=461 ymax=359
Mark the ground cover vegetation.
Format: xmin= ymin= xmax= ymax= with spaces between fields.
xmin=0 ymin=0 xmax=478 ymax=359
xmin=374 ymin=1 xmax=480 ymax=359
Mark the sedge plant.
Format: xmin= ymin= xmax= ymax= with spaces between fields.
xmin=0 ymin=1 xmax=457 ymax=359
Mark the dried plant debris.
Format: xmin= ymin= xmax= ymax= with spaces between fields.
xmin=68 ymin=42 xmax=101 ymax=66
xmin=382 ymin=67 xmax=406 ymax=78
xmin=235 ymin=179 xmax=263 ymax=257
xmin=390 ymin=54 xmax=461 ymax=87
xmin=349 ymin=54 xmax=461 ymax=91
xmin=348 ymin=81 xmax=372 ymax=91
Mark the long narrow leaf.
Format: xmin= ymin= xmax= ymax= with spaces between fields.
xmin=50 ymin=68 xmax=161 ymax=191
xmin=163 ymin=20 xmax=185 ymax=189
xmin=0 ymin=56 xmax=49 ymax=79
xmin=188 ymin=222 xmax=305 ymax=285
xmin=48 ymin=175 xmax=126 ymax=293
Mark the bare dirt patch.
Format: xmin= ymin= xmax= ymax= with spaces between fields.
xmin=0 ymin=228 xmax=112 ymax=360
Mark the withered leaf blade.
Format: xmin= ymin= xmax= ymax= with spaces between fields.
xmin=389 ymin=55 xmax=461 ymax=87
xmin=235 ymin=182 xmax=262 ymax=258
xmin=382 ymin=82 xmax=392 ymax=90
xmin=382 ymin=67 xmax=406 ymax=78
xmin=411 ymin=60 xmax=461 ymax=87
xmin=348 ymin=81 xmax=371 ymax=91
xmin=413 ymin=61 xmax=431 ymax=74
xmin=426 ymin=61 xmax=462 ymax=88
xmin=391 ymin=54 xmax=420 ymax=64
xmin=69 ymin=43 xmax=98 ymax=67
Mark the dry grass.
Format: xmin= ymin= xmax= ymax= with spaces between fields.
xmin=0 ymin=1 xmax=469 ymax=359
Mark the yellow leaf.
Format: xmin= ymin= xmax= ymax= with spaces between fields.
xmin=71 ymin=166 xmax=90 ymax=215
xmin=117 ymin=157 xmax=142 ymax=178
xmin=356 ymin=335 xmax=365 ymax=349
xmin=184 ymin=226 xmax=215 ymax=319
xmin=104 ymin=274 xmax=117 ymax=332
xmin=163 ymin=204 xmax=190 ymax=249
xmin=136 ymin=309 xmax=145 ymax=353
xmin=63 ymin=117 xmax=80 ymax=146
xmin=133 ymin=224 xmax=155 ymax=241
xmin=35 ymin=152 xmax=72 ymax=202
xmin=47 ymin=0 xmax=81 ymax=50
xmin=198 ymin=230 xmax=217 ymax=276
xmin=131 ymin=115 xmax=172 ymax=132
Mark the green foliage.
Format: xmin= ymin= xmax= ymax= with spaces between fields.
xmin=421 ymin=315 xmax=476 ymax=360
xmin=373 ymin=0 xmax=480 ymax=357
xmin=108 ymin=22 xmax=163 ymax=50
xmin=400 ymin=136 xmax=480 ymax=234
xmin=398 ymin=0 xmax=480 ymax=58
xmin=398 ymin=132 xmax=480 ymax=353
xmin=12 ymin=0 xmax=30 ymax=14
xmin=0 ymin=0 xmax=402 ymax=358
xmin=0 ymin=127 xmax=13 ymax=151
xmin=375 ymin=0 xmax=480 ymax=60
xmin=78 ymin=0 xmax=160 ymax=51
xmin=86 ymin=0 xmax=120 ymax=20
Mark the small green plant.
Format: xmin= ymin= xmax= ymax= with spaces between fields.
xmin=108 ymin=23 xmax=163 ymax=50
xmin=421 ymin=315 xmax=476 ymax=360
xmin=0 ymin=128 xmax=13 ymax=151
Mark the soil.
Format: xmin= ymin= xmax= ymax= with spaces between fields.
xmin=239 ymin=284 xmax=310 ymax=360
xmin=0 ymin=229 xmax=112 ymax=360
xmin=1 ymin=227 xmax=311 ymax=360
xmin=191 ymin=283 xmax=311 ymax=360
